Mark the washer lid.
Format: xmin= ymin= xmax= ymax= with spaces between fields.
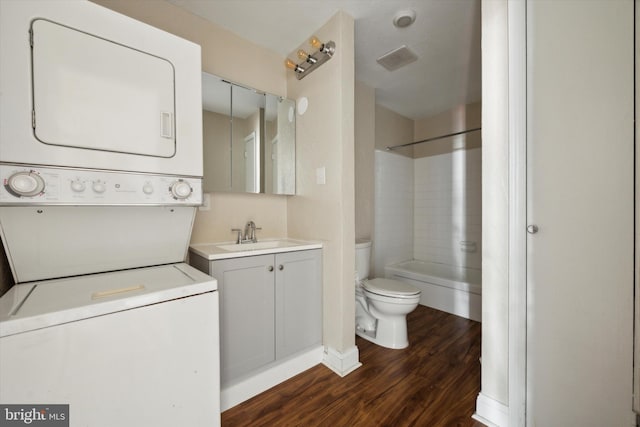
xmin=0 ymin=263 xmax=216 ymax=337
xmin=363 ymin=278 xmax=420 ymax=297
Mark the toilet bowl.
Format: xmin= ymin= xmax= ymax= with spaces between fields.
xmin=355 ymin=240 xmax=420 ymax=349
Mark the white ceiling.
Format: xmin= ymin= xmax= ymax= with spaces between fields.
xmin=168 ymin=0 xmax=481 ymax=120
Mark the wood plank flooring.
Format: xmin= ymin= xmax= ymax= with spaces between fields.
xmin=222 ymin=305 xmax=485 ymax=427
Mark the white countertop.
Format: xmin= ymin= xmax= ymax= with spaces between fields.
xmin=189 ymin=238 xmax=323 ymax=261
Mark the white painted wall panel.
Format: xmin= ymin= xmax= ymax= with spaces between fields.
xmin=526 ymin=1 xmax=634 ymax=424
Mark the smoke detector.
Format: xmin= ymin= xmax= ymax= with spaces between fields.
xmin=393 ymin=9 xmax=416 ymax=28
xmin=376 ymin=45 xmax=418 ymax=71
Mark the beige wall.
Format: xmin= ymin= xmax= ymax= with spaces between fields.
xmin=91 ymin=0 xmax=285 ymax=96
xmin=286 ymin=11 xmax=356 ymax=354
xmin=374 ymin=105 xmax=414 ymax=156
xmin=354 ymin=80 xmax=375 ymax=241
xmin=413 ymin=102 xmax=481 ymax=158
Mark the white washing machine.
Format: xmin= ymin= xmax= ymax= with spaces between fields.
xmin=0 ymin=168 xmax=220 ymax=426
xmin=0 ymin=263 xmax=219 ymax=427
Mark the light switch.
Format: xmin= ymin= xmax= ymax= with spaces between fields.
xmin=316 ymin=167 xmax=326 ymax=185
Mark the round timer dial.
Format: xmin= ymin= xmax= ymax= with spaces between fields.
xmin=170 ymin=180 xmax=192 ymax=200
xmin=6 ymin=171 xmax=45 ymax=197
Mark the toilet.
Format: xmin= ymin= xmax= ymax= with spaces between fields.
xmin=355 ymin=240 xmax=421 ymax=349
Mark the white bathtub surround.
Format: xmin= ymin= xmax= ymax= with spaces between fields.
xmin=414 ymin=147 xmax=482 ymax=270
xmin=373 ymin=150 xmax=414 ymax=278
xmin=322 ymin=345 xmax=362 ymax=377
xmin=373 ymin=148 xmax=482 ymax=276
xmin=385 ymin=260 xmax=481 ymax=321
xmin=374 ymin=147 xmax=482 ymax=321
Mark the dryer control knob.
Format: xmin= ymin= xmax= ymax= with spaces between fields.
xmin=92 ymin=181 xmax=106 ymax=194
xmin=170 ymin=180 xmax=192 ymax=200
xmin=142 ymin=183 xmax=154 ymax=195
xmin=6 ymin=171 xmax=45 ymax=197
xmin=70 ymin=179 xmax=86 ymax=193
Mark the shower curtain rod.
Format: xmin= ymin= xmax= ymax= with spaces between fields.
xmin=385 ymin=127 xmax=481 ymax=151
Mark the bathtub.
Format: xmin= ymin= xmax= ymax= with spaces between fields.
xmin=384 ymin=260 xmax=481 ymax=322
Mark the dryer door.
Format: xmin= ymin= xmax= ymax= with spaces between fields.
xmin=31 ymin=19 xmax=176 ymax=158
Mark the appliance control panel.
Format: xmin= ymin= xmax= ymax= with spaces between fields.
xmin=0 ymin=164 xmax=203 ymax=206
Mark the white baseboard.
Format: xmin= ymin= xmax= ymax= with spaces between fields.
xmin=473 ymin=393 xmax=509 ymax=427
xmin=322 ymin=345 xmax=362 ymax=377
xmin=220 ymin=346 xmax=324 ymax=412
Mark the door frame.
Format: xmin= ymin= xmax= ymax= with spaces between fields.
xmin=634 ymin=0 xmax=639 ymax=416
xmin=507 ymin=0 xmax=527 ymax=425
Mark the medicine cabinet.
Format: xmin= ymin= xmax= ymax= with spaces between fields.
xmin=202 ymin=72 xmax=295 ymax=195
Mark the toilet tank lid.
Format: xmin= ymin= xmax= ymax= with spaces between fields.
xmin=356 ymin=239 xmax=372 ymax=249
xmin=363 ymin=278 xmax=420 ymax=297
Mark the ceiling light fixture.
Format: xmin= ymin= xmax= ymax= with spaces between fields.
xmin=285 ymin=36 xmax=336 ymax=80
xmin=393 ymin=9 xmax=416 ymax=28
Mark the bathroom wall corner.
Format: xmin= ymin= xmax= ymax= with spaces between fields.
xmin=286 ymin=10 xmax=356 ymax=357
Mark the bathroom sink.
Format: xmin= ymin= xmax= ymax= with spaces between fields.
xmin=216 ymin=240 xmax=298 ymax=252
xmin=189 ymin=239 xmax=323 ymax=260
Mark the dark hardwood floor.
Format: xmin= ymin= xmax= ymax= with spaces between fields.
xmin=222 ymin=305 xmax=484 ymax=427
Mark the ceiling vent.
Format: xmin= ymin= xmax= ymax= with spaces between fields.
xmin=376 ymin=45 xmax=418 ymax=71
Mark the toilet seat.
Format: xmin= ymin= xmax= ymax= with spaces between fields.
xmin=362 ymin=278 xmax=420 ymax=299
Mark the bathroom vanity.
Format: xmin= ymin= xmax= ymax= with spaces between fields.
xmin=189 ymin=239 xmax=322 ymax=410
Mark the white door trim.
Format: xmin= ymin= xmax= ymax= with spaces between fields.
xmin=633 ymin=0 xmax=639 ymax=416
xmin=508 ymin=0 xmax=527 ymax=425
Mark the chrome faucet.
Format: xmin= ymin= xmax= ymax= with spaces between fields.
xmin=244 ymin=221 xmax=256 ymax=242
xmin=231 ymin=221 xmax=261 ymax=244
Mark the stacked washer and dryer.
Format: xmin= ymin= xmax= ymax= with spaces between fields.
xmin=0 ymin=1 xmax=220 ymax=426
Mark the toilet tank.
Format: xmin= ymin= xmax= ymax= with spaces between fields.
xmin=355 ymin=239 xmax=372 ymax=281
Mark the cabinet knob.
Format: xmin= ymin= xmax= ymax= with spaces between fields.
xmin=278 ymin=265 xmax=284 ymax=271
xmin=267 ymin=266 xmax=274 ymax=272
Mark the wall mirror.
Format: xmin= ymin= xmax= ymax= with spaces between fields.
xmin=202 ymin=72 xmax=296 ymax=195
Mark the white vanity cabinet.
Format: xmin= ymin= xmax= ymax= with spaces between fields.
xmin=190 ymin=248 xmax=322 ymax=387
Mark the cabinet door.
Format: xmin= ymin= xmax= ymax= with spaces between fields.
xmin=211 ymin=255 xmax=275 ymax=385
xmin=275 ymin=250 xmax=322 ymax=359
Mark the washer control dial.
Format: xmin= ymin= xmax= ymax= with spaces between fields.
xmin=170 ymin=180 xmax=192 ymax=200
xmin=6 ymin=171 xmax=45 ymax=197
